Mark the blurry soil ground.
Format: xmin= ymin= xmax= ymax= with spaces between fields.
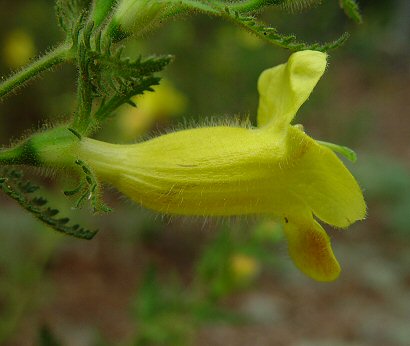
xmin=2 ymin=204 xmax=409 ymax=346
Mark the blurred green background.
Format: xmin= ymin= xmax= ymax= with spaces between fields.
xmin=0 ymin=0 xmax=410 ymax=345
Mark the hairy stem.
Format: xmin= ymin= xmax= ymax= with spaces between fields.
xmin=0 ymin=42 xmax=71 ymax=99
xmin=0 ymin=146 xmax=23 ymax=165
xmin=0 ymin=142 xmax=38 ymax=166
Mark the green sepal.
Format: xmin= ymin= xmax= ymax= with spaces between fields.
xmin=91 ymin=0 xmax=117 ymax=27
xmin=317 ymin=140 xmax=358 ymax=162
xmin=67 ymin=160 xmax=112 ymax=213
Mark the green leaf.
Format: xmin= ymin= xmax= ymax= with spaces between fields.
xmin=70 ymin=159 xmax=112 ymax=213
xmin=55 ymin=0 xmax=91 ymax=34
xmin=108 ymin=0 xmax=348 ymax=52
xmin=169 ymin=1 xmax=348 ymax=51
xmin=91 ymin=50 xmax=173 ymax=99
xmin=0 ymin=168 xmax=98 ymax=239
xmin=339 ymin=0 xmax=362 ymax=24
xmin=219 ymin=7 xmax=349 ymax=52
xmin=94 ymin=74 xmax=164 ymax=122
xmin=70 ymin=20 xmax=172 ymax=130
xmin=88 ymin=44 xmax=173 ymax=121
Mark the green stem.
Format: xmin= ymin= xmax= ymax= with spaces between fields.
xmin=0 ymin=42 xmax=71 ymax=99
xmin=72 ymin=45 xmax=94 ymax=135
xmin=0 ymin=146 xmax=25 ymax=165
xmin=0 ymin=142 xmax=38 ymax=166
xmin=0 ymin=127 xmax=79 ymax=167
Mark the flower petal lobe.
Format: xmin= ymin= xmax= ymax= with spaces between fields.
xmin=284 ymin=218 xmax=341 ymax=282
xmin=257 ymin=50 xmax=327 ymax=130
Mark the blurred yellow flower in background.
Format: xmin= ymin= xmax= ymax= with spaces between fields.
xmin=3 ymin=29 xmax=36 ymax=69
xmin=117 ymin=80 xmax=187 ymax=140
xmin=230 ymin=254 xmax=261 ymax=284
xmin=236 ymin=29 xmax=263 ymax=49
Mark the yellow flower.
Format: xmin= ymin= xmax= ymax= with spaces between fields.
xmin=31 ymin=50 xmax=366 ymax=281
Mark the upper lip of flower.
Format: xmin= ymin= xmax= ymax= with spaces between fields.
xmin=254 ymin=49 xmax=366 ymax=281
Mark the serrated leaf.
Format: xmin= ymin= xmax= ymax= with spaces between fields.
xmin=19 ymin=180 xmax=40 ymax=193
xmin=64 ymin=160 xmax=112 ymax=213
xmin=219 ymin=7 xmax=348 ymax=51
xmin=32 ymin=197 xmax=48 ymax=206
xmin=339 ymin=0 xmax=362 ymax=24
xmin=89 ymin=46 xmax=173 ymax=98
xmin=55 ymin=0 xmax=91 ymax=33
xmin=167 ymin=1 xmax=348 ymax=51
xmin=0 ymin=168 xmax=98 ymax=240
xmin=71 ymin=22 xmax=172 ymax=128
xmin=90 ymin=49 xmax=172 ymax=120
xmin=95 ymin=75 xmax=163 ymax=121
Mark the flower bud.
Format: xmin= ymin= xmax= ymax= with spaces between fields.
xmin=110 ymin=0 xmax=176 ymax=37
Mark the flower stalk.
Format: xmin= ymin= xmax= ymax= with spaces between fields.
xmin=0 ymin=43 xmax=71 ymax=99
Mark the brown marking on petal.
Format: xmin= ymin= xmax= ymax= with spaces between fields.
xmin=285 ymin=220 xmax=341 ymax=282
xmin=301 ymin=225 xmax=340 ymax=281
